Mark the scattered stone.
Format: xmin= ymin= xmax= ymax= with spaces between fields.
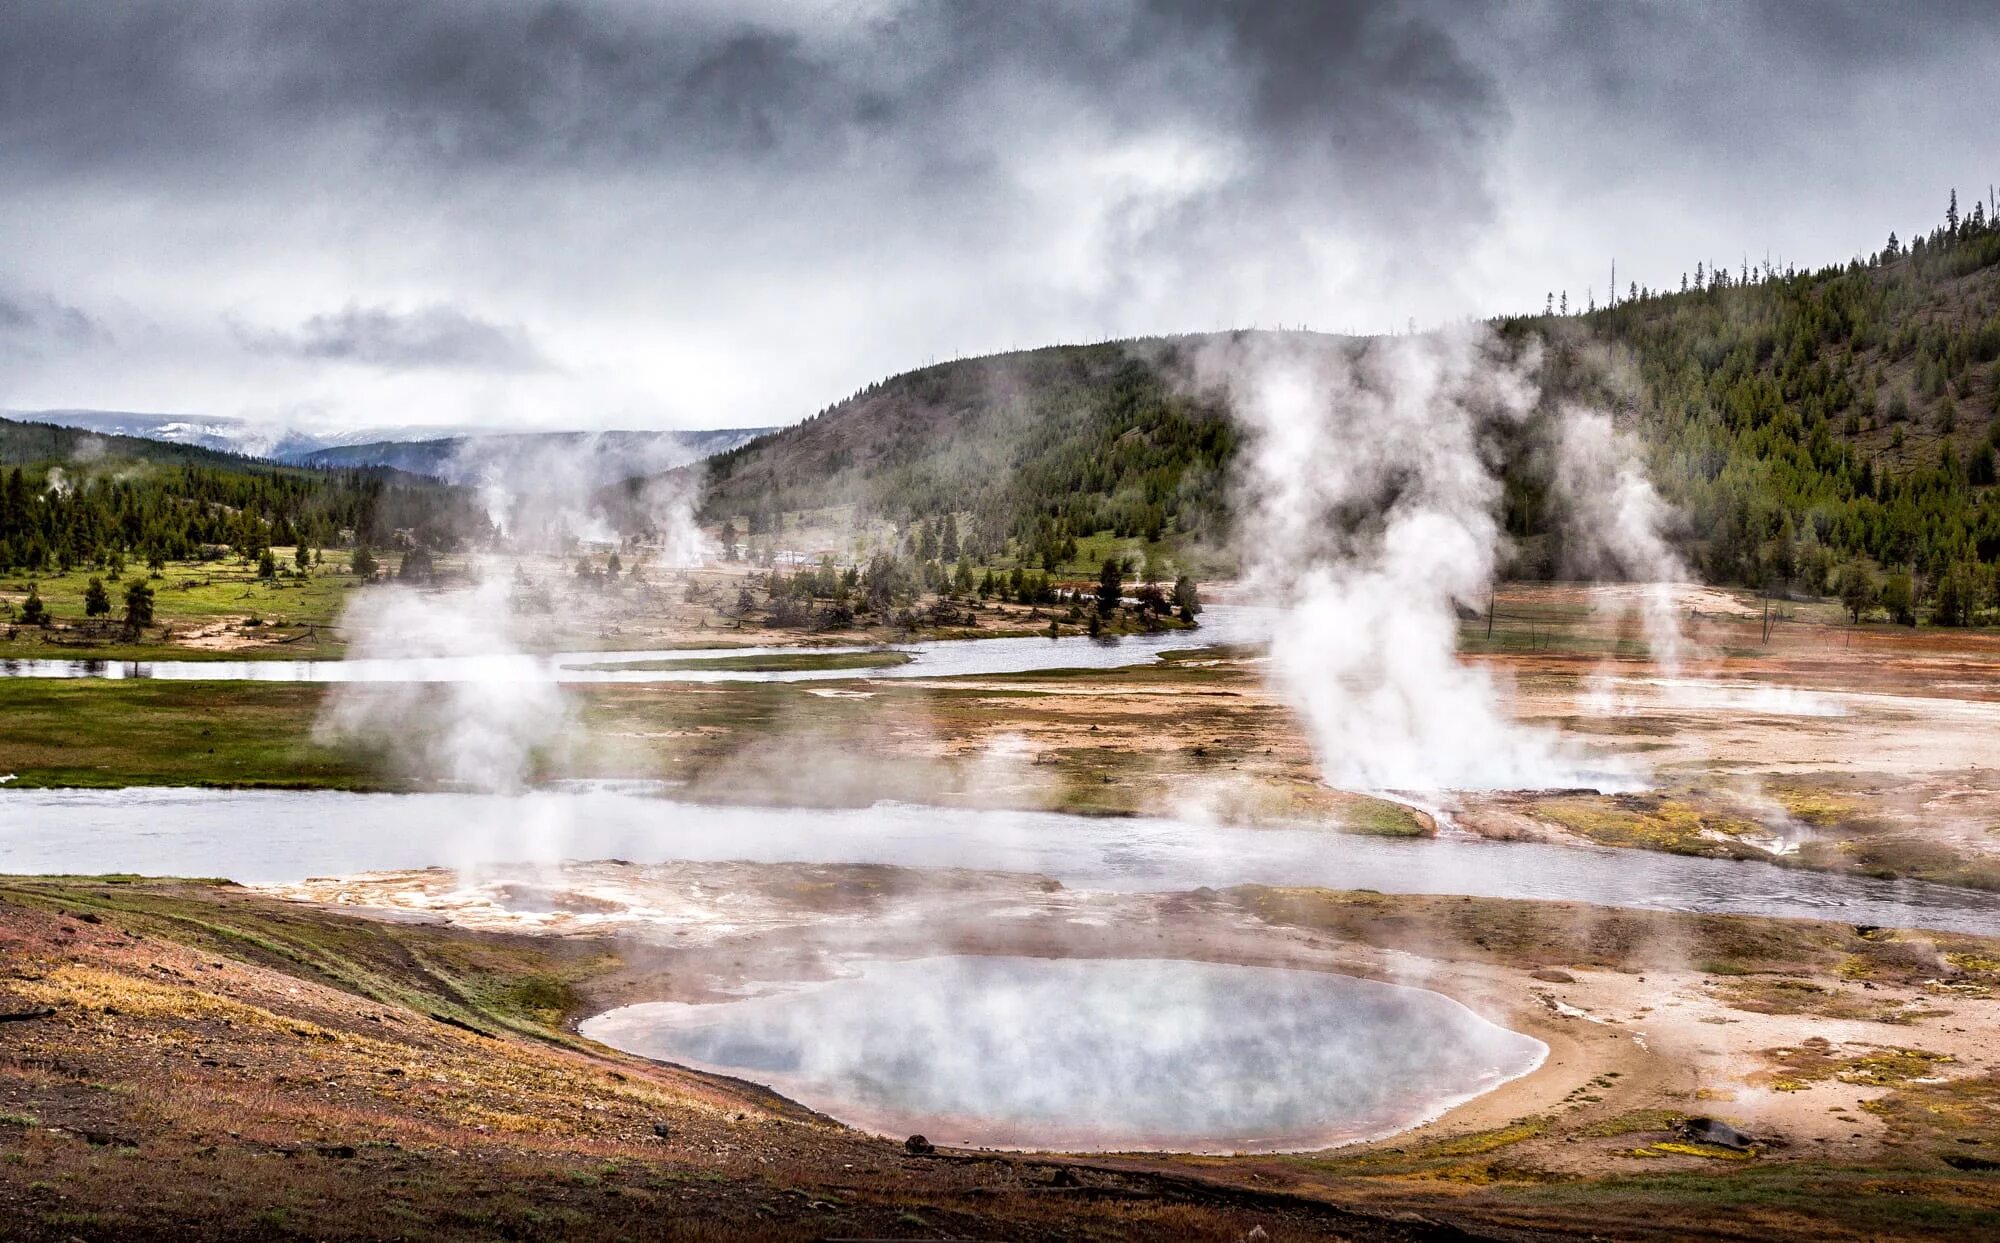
xmin=904 ymin=1134 xmax=935 ymax=1156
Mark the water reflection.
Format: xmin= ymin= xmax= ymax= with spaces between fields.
xmin=581 ymin=955 xmax=1546 ymax=1152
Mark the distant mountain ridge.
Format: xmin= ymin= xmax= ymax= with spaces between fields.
xmin=298 ymin=428 xmax=773 ymax=488
xmin=6 ymin=409 xmax=772 ymax=484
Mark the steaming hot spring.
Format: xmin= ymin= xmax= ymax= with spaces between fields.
xmin=265 ymin=855 xmax=1556 ymax=1153
xmin=582 ymin=956 xmax=1544 ymax=1153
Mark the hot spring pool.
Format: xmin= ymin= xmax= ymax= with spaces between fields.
xmin=579 ymin=956 xmax=1546 ymax=1153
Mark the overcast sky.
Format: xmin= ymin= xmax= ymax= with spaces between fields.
xmin=4 ymin=0 xmax=1998 ymax=433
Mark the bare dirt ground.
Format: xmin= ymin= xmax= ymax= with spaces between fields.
xmin=8 ymin=870 xmax=1998 ymax=1240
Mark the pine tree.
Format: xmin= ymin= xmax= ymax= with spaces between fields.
xmin=1095 ymin=557 xmax=1123 ymax=615
xmin=84 ymin=576 xmax=110 ymax=617
xmin=1172 ymin=574 xmax=1202 ymax=621
xmin=19 ymin=584 xmax=49 ymax=627
xmin=122 ymin=579 xmax=155 ymax=631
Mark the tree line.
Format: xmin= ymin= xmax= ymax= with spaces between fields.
xmin=0 ymin=419 xmax=493 ymax=574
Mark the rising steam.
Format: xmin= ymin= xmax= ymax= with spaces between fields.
xmin=1553 ymin=407 xmax=1690 ymax=674
xmin=445 ymin=433 xmax=708 ymax=560
xmin=314 ymin=577 xmax=572 ymax=793
xmin=1203 ymin=327 xmax=1672 ymax=793
xmin=318 ymin=435 xmax=711 ymax=810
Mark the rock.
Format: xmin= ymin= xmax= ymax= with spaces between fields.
xmin=1677 ymin=1116 xmax=1758 ymax=1151
xmin=1530 ymin=968 xmax=1576 ymax=984
xmin=1944 ymin=1153 xmax=2000 ymax=1171
xmin=652 ymin=1123 xmax=672 ymax=1139
xmin=0 ymin=1007 xmax=55 ymax=1024
xmin=904 ymin=1134 xmax=935 ymax=1156
xmin=313 ymin=1145 xmax=357 ymax=1159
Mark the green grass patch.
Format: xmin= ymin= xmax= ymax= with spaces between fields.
xmin=0 ymin=679 xmax=376 ymax=789
xmin=2 ymin=553 xmax=360 ymax=659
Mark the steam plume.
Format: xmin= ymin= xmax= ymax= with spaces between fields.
xmin=314 ymin=578 xmax=572 ymax=794
xmin=1203 ymin=328 xmax=1628 ymax=792
xmin=1553 ymin=407 xmax=1689 ymax=672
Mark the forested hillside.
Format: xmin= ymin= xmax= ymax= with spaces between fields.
xmin=692 ymin=193 xmax=2000 ymax=619
xmin=1520 ymin=190 xmax=2000 ymax=618
xmin=0 ymin=418 xmax=491 ymax=572
xmin=696 ymin=337 xmax=1246 ymax=568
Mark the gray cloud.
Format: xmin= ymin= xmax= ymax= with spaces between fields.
xmin=0 ymin=1 xmax=1996 ymax=427
xmin=0 ymin=286 xmax=110 ymax=346
xmin=239 ymin=305 xmax=548 ymax=372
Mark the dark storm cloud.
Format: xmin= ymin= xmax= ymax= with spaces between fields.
xmin=0 ymin=2 xmax=885 ymax=175
xmin=0 ymin=1 xmax=1502 ymax=203
xmin=239 ymin=305 xmax=547 ymax=372
xmin=1 ymin=1 xmax=1996 ymax=426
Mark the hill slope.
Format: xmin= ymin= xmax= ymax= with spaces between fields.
xmin=690 ymin=203 xmax=2000 ymax=613
xmin=697 ymin=334 xmax=1269 ymax=567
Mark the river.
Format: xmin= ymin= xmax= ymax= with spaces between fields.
xmin=0 ymin=607 xmax=1270 ymax=683
xmin=5 ymin=787 xmax=1997 ymax=935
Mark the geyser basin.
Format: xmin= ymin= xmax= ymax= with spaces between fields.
xmin=580 ymin=955 xmax=1545 ymax=1153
